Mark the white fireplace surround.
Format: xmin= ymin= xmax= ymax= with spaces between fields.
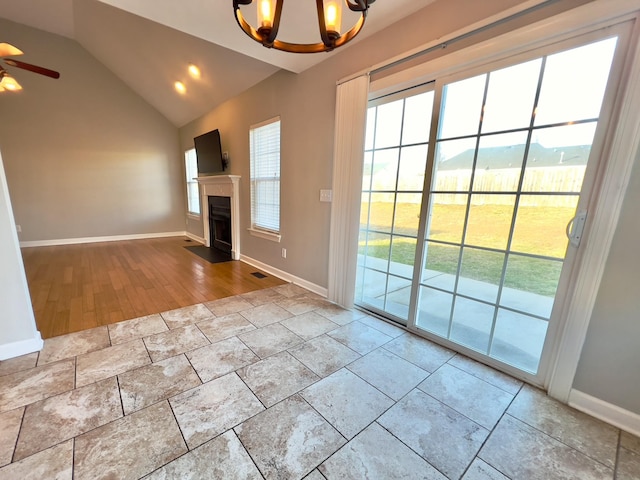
xmin=196 ymin=175 xmax=241 ymax=260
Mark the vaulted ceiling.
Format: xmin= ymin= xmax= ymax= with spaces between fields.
xmin=0 ymin=0 xmax=436 ymax=126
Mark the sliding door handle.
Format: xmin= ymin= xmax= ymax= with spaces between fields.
xmin=566 ymin=210 xmax=587 ymax=247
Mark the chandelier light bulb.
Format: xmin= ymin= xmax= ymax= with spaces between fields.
xmin=258 ymin=0 xmax=274 ymax=30
xmin=325 ymin=1 xmax=342 ymax=36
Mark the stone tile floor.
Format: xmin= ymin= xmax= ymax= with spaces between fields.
xmin=0 ymin=284 xmax=639 ymax=479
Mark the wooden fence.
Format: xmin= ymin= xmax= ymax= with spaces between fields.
xmin=368 ymin=166 xmax=584 ymax=207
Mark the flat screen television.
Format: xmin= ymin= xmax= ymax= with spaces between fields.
xmin=194 ymin=129 xmax=226 ymax=175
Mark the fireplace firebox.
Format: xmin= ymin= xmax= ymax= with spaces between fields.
xmin=196 ymin=175 xmax=240 ymax=259
xmin=208 ymin=196 xmax=232 ymax=253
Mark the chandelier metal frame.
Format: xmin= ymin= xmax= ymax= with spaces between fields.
xmin=233 ymin=0 xmax=376 ymax=53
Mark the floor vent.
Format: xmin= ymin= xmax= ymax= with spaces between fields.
xmin=251 ymin=272 xmax=267 ymax=279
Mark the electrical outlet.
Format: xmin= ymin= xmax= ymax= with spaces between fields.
xmin=222 ymin=151 xmax=229 ymax=161
xmin=282 ymin=248 xmax=287 ymax=258
xmin=320 ymin=189 xmax=332 ymax=202
xmin=16 ymin=224 xmax=21 ymax=233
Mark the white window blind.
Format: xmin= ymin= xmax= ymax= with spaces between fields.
xmin=184 ymin=148 xmax=200 ymax=215
xmin=250 ymin=117 xmax=281 ymax=233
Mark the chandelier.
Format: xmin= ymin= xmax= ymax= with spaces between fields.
xmin=233 ymin=0 xmax=376 ymax=53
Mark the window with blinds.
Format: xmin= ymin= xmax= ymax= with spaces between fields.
xmin=184 ymin=148 xmax=200 ymax=215
xmin=250 ymin=117 xmax=281 ymax=233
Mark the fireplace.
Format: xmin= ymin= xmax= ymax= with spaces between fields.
xmin=195 ymin=175 xmax=241 ymax=260
xmin=208 ymin=196 xmax=232 ymax=253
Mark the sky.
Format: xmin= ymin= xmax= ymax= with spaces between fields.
xmin=366 ymin=36 xmax=618 ymax=163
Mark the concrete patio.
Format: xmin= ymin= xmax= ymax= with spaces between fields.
xmin=356 ymin=256 xmax=552 ymax=373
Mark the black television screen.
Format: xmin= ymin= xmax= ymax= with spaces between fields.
xmin=194 ymin=129 xmax=225 ymax=175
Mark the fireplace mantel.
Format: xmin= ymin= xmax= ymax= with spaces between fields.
xmin=196 ymin=175 xmax=241 ymax=260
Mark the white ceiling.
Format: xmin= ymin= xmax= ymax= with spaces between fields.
xmin=0 ymin=0 xmax=436 ymax=126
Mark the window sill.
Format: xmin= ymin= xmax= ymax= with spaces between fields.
xmin=187 ymin=213 xmax=201 ymax=220
xmin=248 ymin=228 xmax=281 ymax=243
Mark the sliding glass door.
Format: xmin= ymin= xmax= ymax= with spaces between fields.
xmin=355 ymin=28 xmax=626 ymax=380
xmin=355 ymin=87 xmax=434 ymax=322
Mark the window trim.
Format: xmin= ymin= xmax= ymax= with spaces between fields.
xmin=248 ymin=227 xmax=282 ymax=243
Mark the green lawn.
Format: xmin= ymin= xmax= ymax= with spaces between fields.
xmin=360 ymin=203 xmax=570 ymax=297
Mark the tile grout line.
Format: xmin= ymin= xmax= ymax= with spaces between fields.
xmin=138 ymin=399 xmax=197 ymax=478
xmin=233 ymin=426 xmax=267 ymax=480
xmin=337 ymin=355 xmax=514 ymax=479
xmin=71 ymin=438 xmax=75 ymax=480
xmin=444 ymin=359 xmax=522 ymax=396
xmin=503 ymin=410 xmax=620 ymax=472
xmin=292 ymin=394 xmax=351 ymax=477
xmin=379 ymin=338 xmax=456 ymax=375
xmin=234 ymin=368 xmax=270 ymax=412
xmin=182 ymin=350 xmax=207 ymax=386
xmin=456 ymin=380 xmax=525 ymax=480
xmin=234 ymin=336 xmax=262 ymax=367
xmin=114 ymin=375 xmax=125 ymax=418
xmin=300 ymin=352 xmax=451 ymax=477
xmin=73 ymin=355 xmax=77 ymax=391
xmin=374 ymin=419 xmax=451 ymax=479
xmin=9 ymin=405 xmax=27 ymax=465
xmin=613 ymin=429 xmax=622 ymax=479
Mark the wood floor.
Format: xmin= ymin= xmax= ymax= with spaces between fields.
xmin=21 ymin=237 xmax=285 ymax=339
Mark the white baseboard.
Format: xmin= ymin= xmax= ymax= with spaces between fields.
xmin=569 ymin=389 xmax=640 ymax=437
xmin=184 ymin=232 xmax=205 ymax=244
xmin=240 ymin=254 xmax=328 ymax=298
xmin=20 ymin=231 xmax=188 ymax=248
xmin=0 ymin=333 xmax=43 ymax=361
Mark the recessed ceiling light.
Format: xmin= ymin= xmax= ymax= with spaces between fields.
xmin=188 ymin=64 xmax=201 ymax=79
xmin=174 ymin=81 xmax=186 ymax=94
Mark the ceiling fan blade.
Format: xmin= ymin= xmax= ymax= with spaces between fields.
xmin=4 ymin=59 xmax=60 ymax=79
xmin=0 ymin=43 xmax=23 ymax=57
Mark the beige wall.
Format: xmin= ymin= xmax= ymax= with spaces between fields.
xmin=181 ymin=0 xmax=530 ymax=288
xmin=573 ymin=145 xmax=640 ymax=414
xmin=0 ymin=19 xmax=184 ymax=242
